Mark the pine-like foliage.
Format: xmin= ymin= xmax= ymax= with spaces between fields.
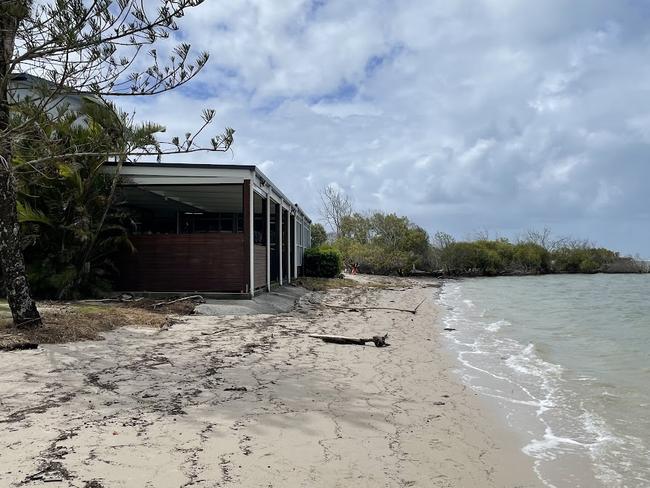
xmin=0 ymin=0 xmax=234 ymax=325
xmin=12 ymin=100 xmax=137 ymax=299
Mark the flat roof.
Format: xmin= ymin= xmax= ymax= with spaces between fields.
xmin=111 ymin=162 xmax=257 ymax=171
xmin=107 ymin=161 xmax=311 ymax=222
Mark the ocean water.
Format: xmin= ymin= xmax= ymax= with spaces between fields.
xmin=439 ymin=274 xmax=650 ymax=488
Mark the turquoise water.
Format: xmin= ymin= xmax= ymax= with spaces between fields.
xmin=440 ymin=275 xmax=650 ymax=488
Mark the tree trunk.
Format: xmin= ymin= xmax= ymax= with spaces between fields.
xmin=0 ymin=167 xmax=42 ymax=327
xmin=0 ymin=3 xmax=42 ymax=327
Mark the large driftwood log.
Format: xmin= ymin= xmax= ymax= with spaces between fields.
xmin=309 ymin=333 xmax=389 ymax=347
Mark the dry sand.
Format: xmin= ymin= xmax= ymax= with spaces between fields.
xmin=0 ymin=276 xmax=542 ymax=487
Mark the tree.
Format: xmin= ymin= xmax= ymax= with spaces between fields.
xmin=432 ymin=231 xmax=455 ymax=250
xmin=333 ymin=211 xmax=433 ymax=275
xmin=340 ymin=213 xmax=372 ymax=244
xmin=522 ymin=227 xmax=553 ymax=250
xmin=16 ymin=100 xmax=137 ymax=299
xmin=0 ymin=1 xmax=234 ymax=327
xmin=310 ymin=223 xmax=327 ymax=248
xmin=320 ymin=184 xmax=352 ymax=237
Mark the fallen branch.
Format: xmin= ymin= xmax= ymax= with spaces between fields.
xmin=321 ymin=297 xmax=426 ymax=315
xmin=79 ymin=298 xmax=122 ymax=303
xmin=199 ymin=328 xmax=230 ymax=337
xmin=0 ymin=342 xmax=38 ymax=352
xmin=413 ymin=297 xmax=427 ymax=313
xmin=309 ymin=333 xmax=389 ymax=347
xmin=79 ymin=295 xmax=144 ymax=303
xmin=152 ymin=295 xmax=205 ymax=309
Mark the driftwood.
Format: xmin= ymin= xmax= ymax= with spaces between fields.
xmin=309 ymin=333 xmax=389 ymax=347
xmin=80 ymin=295 xmax=144 ymax=303
xmin=152 ymin=295 xmax=204 ymax=309
xmin=322 ymin=297 xmax=426 ymax=315
xmin=0 ymin=342 xmax=38 ymax=352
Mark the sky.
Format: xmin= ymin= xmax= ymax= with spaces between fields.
xmin=120 ymin=0 xmax=650 ymax=256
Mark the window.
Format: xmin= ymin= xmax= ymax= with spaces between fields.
xmin=129 ymin=209 xmax=244 ymax=235
xmin=253 ymin=193 xmax=266 ymax=244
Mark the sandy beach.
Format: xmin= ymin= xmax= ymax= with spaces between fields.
xmin=0 ymin=276 xmax=541 ymax=487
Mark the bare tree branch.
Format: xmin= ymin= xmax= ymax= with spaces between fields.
xmin=320 ymin=184 xmax=352 ymax=237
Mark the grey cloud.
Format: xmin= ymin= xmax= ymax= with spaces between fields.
xmin=118 ymin=0 xmax=650 ymax=256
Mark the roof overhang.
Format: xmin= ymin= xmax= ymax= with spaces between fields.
xmin=106 ymin=162 xmax=311 ymax=222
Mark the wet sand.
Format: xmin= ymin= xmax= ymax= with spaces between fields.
xmin=0 ymin=276 xmax=541 ymax=487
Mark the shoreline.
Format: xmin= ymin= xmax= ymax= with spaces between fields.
xmin=439 ymin=275 xmax=650 ymax=488
xmin=1 ymin=276 xmax=542 ymax=487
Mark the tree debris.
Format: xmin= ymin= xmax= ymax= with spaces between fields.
xmin=309 ymin=333 xmax=389 ymax=347
xmin=152 ymin=295 xmax=205 ymax=310
xmin=0 ymin=341 xmax=38 ymax=352
xmin=322 ymin=297 xmax=426 ymax=315
xmin=80 ymin=294 xmax=144 ymax=303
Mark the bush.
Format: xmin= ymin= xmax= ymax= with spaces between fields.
xmin=551 ymin=247 xmax=618 ymax=273
xmin=310 ymin=223 xmax=328 ymax=248
xmin=304 ymin=247 xmax=343 ymax=278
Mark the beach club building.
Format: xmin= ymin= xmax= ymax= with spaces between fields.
xmin=111 ymin=163 xmax=312 ymax=297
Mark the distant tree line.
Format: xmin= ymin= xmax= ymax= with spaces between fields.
xmin=429 ymin=232 xmax=644 ymax=276
xmin=313 ymin=187 xmax=648 ymax=277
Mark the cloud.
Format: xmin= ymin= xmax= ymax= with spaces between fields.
xmin=116 ymin=0 xmax=650 ymax=256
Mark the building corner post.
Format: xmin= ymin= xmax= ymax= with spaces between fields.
xmin=266 ymin=191 xmax=271 ymax=292
xmin=287 ymin=209 xmax=292 ymax=284
xmin=244 ymin=177 xmax=254 ymax=299
xmin=279 ymin=199 xmax=283 ymax=286
xmin=294 ymin=213 xmax=299 ymax=279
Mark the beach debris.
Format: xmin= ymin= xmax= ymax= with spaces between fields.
xmin=152 ymin=295 xmax=205 ymax=309
xmin=23 ymin=462 xmax=68 ymax=483
xmin=0 ymin=342 xmax=38 ymax=352
xmin=80 ymin=293 xmax=143 ymax=303
xmin=443 ymin=327 xmax=456 ymax=332
xmin=308 ymin=333 xmax=389 ymax=347
xmin=224 ymin=386 xmax=248 ymax=392
xmin=433 ymin=401 xmax=446 ymax=406
xmin=321 ymin=297 xmax=426 ymax=315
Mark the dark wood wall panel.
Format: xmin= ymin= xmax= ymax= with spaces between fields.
xmin=254 ymin=244 xmax=267 ymax=289
xmin=118 ymin=234 xmax=246 ymax=292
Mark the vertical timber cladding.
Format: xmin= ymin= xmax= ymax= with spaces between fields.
xmin=118 ymin=234 xmax=246 ymax=292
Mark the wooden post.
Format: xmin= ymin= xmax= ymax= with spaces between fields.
xmin=266 ymin=193 xmax=271 ymax=292
xmin=249 ymin=180 xmax=255 ymax=297
xmin=287 ymin=209 xmax=292 ymax=283
xmin=279 ymin=199 xmax=283 ymax=286
xmin=294 ymin=213 xmax=299 ymax=278
xmin=243 ymin=179 xmax=253 ymax=297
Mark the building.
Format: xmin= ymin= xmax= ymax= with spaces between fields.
xmin=9 ymin=73 xmax=102 ymax=117
xmin=10 ymin=74 xmax=312 ymax=296
xmin=112 ymin=163 xmax=312 ymax=297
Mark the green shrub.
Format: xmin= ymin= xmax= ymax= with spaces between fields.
xmin=304 ymin=247 xmax=343 ymax=278
xmin=579 ymin=258 xmax=599 ymax=273
xmin=310 ymin=223 xmax=328 ymax=248
xmin=512 ymin=242 xmax=550 ymax=273
xmin=551 ymin=247 xmax=618 ymax=273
